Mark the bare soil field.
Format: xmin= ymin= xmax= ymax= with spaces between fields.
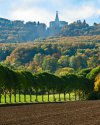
xmin=0 ymin=101 xmax=100 ymax=125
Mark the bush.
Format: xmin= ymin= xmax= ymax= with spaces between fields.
xmin=87 ymin=91 xmax=100 ymax=100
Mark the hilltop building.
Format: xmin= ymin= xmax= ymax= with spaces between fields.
xmin=50 ymin=11 xmax=68 ymax=28
xmin=0 ymin=12 xmax=69 ymax=42
xmin=47 ymin=11 xmax=68 ymax=36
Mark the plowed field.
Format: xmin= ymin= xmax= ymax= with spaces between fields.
xmin=0 ymin=101 xmax=100 ymax=125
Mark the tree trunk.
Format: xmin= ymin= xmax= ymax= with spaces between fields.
xmin=83 ymin=91 xmax=85 ymax=100
xmin=69 ymin=92 xmax=71 ymax=101
xmin=0 ymin=89 xmax=2 ymax=103
xmin=53 ymin=90 xmax=55 ymax=102
xmin=4 ymin=89 xmax=6 ymax=103
xmin=30 ymin=90 xmax=32 ymax=102
xmin=59 ymin=93 xmax=60 ymax=101
xmin=24 ymin=91 xmax=26 ymax=102
xmin=79 ymin=90 xmax=80 ymax=100
xmin=14 ymin=89 xmax=16 ymax=103
xmin=42 ymin=92 xmax=44 ymax=102
xmin=0 ymin=94 xmax=1 ymax=103
xmin=75 ymin=90 xmax=76 ymax=101
xmin=48 ymin=91 xmax=49 ymax=102
xmin=35 ymin=90 xmax=38 ymax=102
xmin=19 ymin=90 xmax=21 ymax=102
xmin=9 ymin=89 xmax=12 ymax=103
xmin=64 ymin=91 xmax=66 ymax=101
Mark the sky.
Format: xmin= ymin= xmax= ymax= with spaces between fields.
xmin=0 ymin=0 xmax=100 ymax=26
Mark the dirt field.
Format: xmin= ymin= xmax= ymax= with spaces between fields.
xmin=0 ymin=101 xmax=100 ymax=125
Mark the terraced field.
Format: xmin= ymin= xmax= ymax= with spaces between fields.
xmin=0 ymin=100 xmax=100 ymax=125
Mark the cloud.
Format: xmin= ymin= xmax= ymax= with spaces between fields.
xmin=60 ymin=1 xmax=100 ymax=24
xmin=61 ymin=6 xmax=97 ymax=22
xmin=0 ymin=0 xmax=100 ymax=26
xmin=97 ymin=9 xmax=100 ymax=15
xmin=9 ymin=7 xmax=53 ymax=26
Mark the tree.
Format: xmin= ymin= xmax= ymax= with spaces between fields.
xmin=61 ymin=74 xmax=78 ymax=100
xmin=0 ymin=65 xmax=19 ymax=103
xmin=94 ymin=74 xmax=100 ymax=92
xmin=42 ymin=56 xmax=58 ymax=73
xmin=86 ymin=67 xmax=100 ymax=80
xmin=34 ymin=72 xmax=47 ymax=102
xmin=55 ymin=67 xmax=74 ymax=76
xmin=33 ymin=53 xmax=43 ymax=66
xmin=77 ymin=68 xmax=92 ymax=77
xmin=86 ymin=67 xmax=100 ymax=91
xmin=69 ymin=55 xmax=87 ymax=70
xmin=58 ymin=56 xmax=69 ymax=68
xmin=17 ymin=71 xmax=34 ymax=102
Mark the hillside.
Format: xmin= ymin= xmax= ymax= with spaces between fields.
xmin=1 ymin=17 xmax=100 ymax=43
xmin=61 ymin=21 xmax=100 ymax=37
xmin=0 ymin=18 xmax=47 ymax=43
xmin=0 ymin=36 xmax=100 ymax=74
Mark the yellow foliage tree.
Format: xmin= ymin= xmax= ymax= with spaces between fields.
xmin=94 ymin=74 xmax=100 ymax=92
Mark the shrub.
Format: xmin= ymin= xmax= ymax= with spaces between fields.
xmin=87 ymin=91 xmax=100 ymax=100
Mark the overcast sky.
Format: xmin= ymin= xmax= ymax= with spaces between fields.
xmin=0 ymin=0 xmax=100 ymax=26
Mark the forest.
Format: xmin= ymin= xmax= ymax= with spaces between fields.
xmin=0 ymin=36 xmax=100 ymax=74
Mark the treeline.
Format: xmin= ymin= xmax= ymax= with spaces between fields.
xmin=0 ymin=65 xmax=100 ymax=102
xmin=0 ymin=37 xmax=100 ymax=73
xmin=1 ymin=17 xmax=100 ymax=43
xmin=61 ymin=20 xmax=100 ymax=37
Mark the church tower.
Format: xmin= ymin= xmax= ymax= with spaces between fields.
xmin=49 ymin=11 xmax=68 ymax=36
xmin=55 ymin=11 xmax=59 ymax=22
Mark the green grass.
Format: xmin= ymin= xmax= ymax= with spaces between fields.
xmin=0 ymin=93 xmax=81 ymax=104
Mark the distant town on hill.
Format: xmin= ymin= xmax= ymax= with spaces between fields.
xmin=0 ymin=11 xmax=100 ymax=43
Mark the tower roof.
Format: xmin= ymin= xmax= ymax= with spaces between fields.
xmin=55 ymin=11 xmax=59 ymax=22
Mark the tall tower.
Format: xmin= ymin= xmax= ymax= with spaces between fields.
xmin=55 ymin=11 xmax=59 ymax=22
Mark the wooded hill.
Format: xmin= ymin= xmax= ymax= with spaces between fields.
xmin=1 ymin=17 xmax=100 ymax=43
xmin=0 ymin=36 xmax=100 ymax=74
